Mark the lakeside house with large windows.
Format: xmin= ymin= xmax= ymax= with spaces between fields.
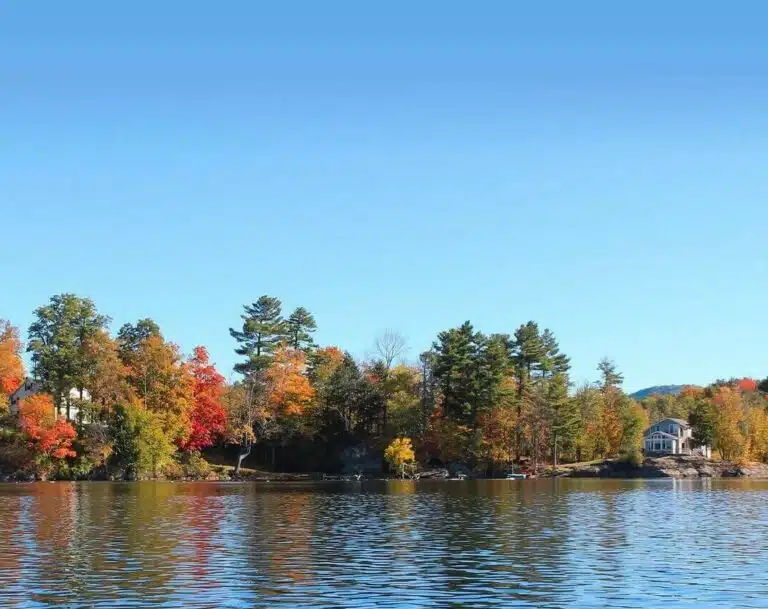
xmin=8 ymin=377 xmax=89 ymax=421
xmin=643 ymin=418 xmax=711 ymax=458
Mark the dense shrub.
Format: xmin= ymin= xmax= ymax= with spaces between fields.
xmin=183 ymin=453 xmax=212 ymax=479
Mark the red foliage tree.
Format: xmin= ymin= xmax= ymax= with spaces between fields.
xmin=180 ymin=347 xmax=227 ymax=452
xmin=736 ymin=378 xmax=758 ymax=392
xmin=18 ymin=394 xmax=77 ymax=460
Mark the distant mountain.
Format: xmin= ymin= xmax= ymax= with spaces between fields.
xmin=629 ymin=385 xmax=686 ymax=400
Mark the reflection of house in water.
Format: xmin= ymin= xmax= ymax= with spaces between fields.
xmin=8 ymin=377 xmax=90 ymax=421
xmin=643 ymin=418 xmax=711 ymax=458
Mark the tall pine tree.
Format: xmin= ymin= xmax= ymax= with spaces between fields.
xmin=432 ymin=321 xmax=482 ymax=425
xmin=474 ymin=333 xmax=511 ymax=427
xmin=597 ymin=358 xmax=624 ymax=391
xmin=510 ymin=321 xmax=545 ymax=461
xmin=285 ymin=307 xmax=317 ymax=352
xmin=540 ymin=328 xmax=571 ymax=377
xmin=230 ymin=296 xmax=285 ymax=375
xmin=548 ymin=374 xmax=578 ymax=467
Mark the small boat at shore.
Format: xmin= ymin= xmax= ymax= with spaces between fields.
xmin=505 ymin=472 xmax=527 ymax=480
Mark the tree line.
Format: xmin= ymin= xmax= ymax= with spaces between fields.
xmin=0 ymin=294 xmax=766 ymax=479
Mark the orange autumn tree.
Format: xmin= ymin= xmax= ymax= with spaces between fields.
xmin=0 ymin=320 xmax=25 ymax=402
xmin=84 ymin=330 xmax=134 ymax=416
xmin=180 ymin=346 xmax=227 ymax=453
xmin=266 ymin=346 xmax=314 ymax=417
xmin=308 ymin=346 xmax=345 ymax=388
xmin=19 ymin=394 xmax=77 ymax=461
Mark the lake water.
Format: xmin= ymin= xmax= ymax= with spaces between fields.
xmin=1 ymin=479 xmax=767 ymax=608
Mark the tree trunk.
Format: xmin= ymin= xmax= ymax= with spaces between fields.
xmin=235 ymin=440 xmax=252 ymax=474
xmin=552 ymin=432 xmax=558 ymax=468
xmin=382 ymin=400 xmax=388 ymax=435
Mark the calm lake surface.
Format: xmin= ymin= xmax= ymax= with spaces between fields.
xmin=1 ymin=479 xmax=767 ymax=608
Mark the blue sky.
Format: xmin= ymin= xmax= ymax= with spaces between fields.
xmin=1 ymin=1 xmax=766 ymax=391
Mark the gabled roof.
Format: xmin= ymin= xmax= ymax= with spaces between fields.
xmin=645 ymin=430 xmax=678 ymax=439
xmin=664 ymin=418 xmax=690 ymax=428
xmin=643 ymin=418 xmax=690 ymax=436
xmin=9 ymin=377 xmax=42 ymax=399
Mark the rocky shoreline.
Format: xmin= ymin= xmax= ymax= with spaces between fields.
xmin=4 ymin=456 xmax=768 ymax=482
xmin=557 ymin=455 xmax=768 ymax=479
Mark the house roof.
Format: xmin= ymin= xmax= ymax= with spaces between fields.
xmin=8 ymin=377 xmax=40 ymax=398
xmin=646 ymin=431 xmax=678 ymax=439
xmin=665 ymin=418 xmax=690 ymax=428
xmin=643 ymin=418 xmax=690 ymax=436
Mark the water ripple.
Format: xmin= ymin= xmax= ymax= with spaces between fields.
xmin=1 ymin=479 xmax=767 ymax=608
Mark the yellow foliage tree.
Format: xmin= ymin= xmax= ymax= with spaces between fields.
xmin=384 ymin=437 xmax=415 ymax=479
xmin=593 ymin=400 xmax=623 ymax=458
xmin=713 ymin=387 xmax=746 ymax=462
xmin=478 ymin=405 xmax=517 ymax=468
xmin=745 ymin=405 xmax=768 ymax=463
xmin=128 ymin=335 xmax=193 ymax=445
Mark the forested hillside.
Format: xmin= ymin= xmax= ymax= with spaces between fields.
xmin=1 ymin=294 xmax=766 ymax=479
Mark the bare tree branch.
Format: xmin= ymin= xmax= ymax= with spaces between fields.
xmin=373 ymin=329 xmax=408 ymax=370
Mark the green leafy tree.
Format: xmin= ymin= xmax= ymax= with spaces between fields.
xmin=117 ymin=318 xmax=161 ymax=363
xmin=384 ymin=365 xmax=422 ymax=438
xmin=230 ymin=296 xmax=285 ymax=375
xmin=285 ymin=307 xmax=317 ymax=352
xmin=322 ymin=353 xmax=364 ymax=434
xmin=27 ymin=294 xmax=110 ymax=419
xmin=618 ymin=401 xmax=649 ymax=465
xmin=108 ymin=401 xmax=177 ymax=479
xmin=571 ymin=384 xmax=602 ymax=462
xmin=689 ymin=399 xmax=718 ymax=449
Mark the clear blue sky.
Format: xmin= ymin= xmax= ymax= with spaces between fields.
xmin=1 ymin=1 xmax=765 ymax=392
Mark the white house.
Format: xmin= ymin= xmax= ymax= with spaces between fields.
xmin=8 ymin=377 xmax=89 ymax=421
xmin=643 ymin=418 xmax=711 ymax=458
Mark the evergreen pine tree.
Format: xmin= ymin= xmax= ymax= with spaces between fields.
xmin=511 ymin=321 xmax=545 ymax=461
xmin=540 ymin=328 xmax=571 ymax=377
xmin=432 ymin=321 xmax=481 ymax=425
xmin=548 ymin=374 xmax=578 ymax=466
xmin=230 ymin=296 xmax=285 ymax=375
xmin=597 ymin=358 xmax=624 ymax=391
xmin=474 ymin=333 xmax=511 ymax=426
xmin=285 ymin=307 xmax=317 ymax=352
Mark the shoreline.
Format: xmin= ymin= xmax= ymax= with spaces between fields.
xmin=4 ymin=456 xmax=768 ymax=482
